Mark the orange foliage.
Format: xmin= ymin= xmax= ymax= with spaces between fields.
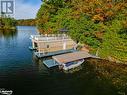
xmin=92 ymin=14 xmax=104 ymax=22
xmin=95 ymin=8 xmax=103 ymax=13
xmin=114 ymin=3 xmax=125 ymax=11
xmin=106 ymin=0 xmax=112 ymax=2
xmin=71 ymin=0 xmax=127 ymax=22
xmin=105 ymin=11 xmax=114 ymax=18
xmin=47 ymin=28 xmax=52 ymax=33
xmin=106 ymin=3 xmax=113 ymax=8
xmin=95 ymin=31 xmax=104 ymax=39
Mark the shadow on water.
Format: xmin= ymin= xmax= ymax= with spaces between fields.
xmin=28 ymin=56 xmax=124 ymax=95
xmin=0 ymin=54 xmax=126 ymax=95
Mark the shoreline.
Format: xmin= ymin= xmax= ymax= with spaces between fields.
xmin=0 ymin=27 xmax=17 ymax=31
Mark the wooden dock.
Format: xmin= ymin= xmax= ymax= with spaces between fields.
xmin=42 ymin=51 xmax=99 ymax=68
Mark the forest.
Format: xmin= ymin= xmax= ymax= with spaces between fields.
xmin=36 ymin=0 xmax=127 ymax=63
xmin=17 ymin=19 xmax=36 ymax=26
xmin=0 ymin=12 xmax=16 ymax=30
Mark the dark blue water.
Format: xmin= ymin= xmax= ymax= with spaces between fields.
xmin=0 ymin=26 xmax=37 ymax=72
xmin=0 ymin=26 xmax=118 ymax=95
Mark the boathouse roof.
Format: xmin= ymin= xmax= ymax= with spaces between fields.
xmin=31 ymin=34 xmax=71 ymax=42
xmin=52 ymin=51 xmax=92 ymax=64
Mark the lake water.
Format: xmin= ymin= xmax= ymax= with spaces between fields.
xmin=0 ymin=26 xmax=119 ymax=95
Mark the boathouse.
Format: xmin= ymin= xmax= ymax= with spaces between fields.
xmin=30 ymin=34 xmax=77 ymax=57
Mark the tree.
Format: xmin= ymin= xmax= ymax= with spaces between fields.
xmin=0 ymin=12 xmax=16 ymax=29
xmin=36 ymin=0 xmax=127 ymax=62
xmin=99 ymin=19 xmax=127 ymax=62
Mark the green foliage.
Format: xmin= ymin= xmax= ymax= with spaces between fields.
xmin=17 ymin=19 xmax=36 ymax=26
xmin=36 ymin=0 xmax=127 ymax=62
xmin=44 ymin=0 xmax=65 ymax=7
xmin=0 ymin=13 xmax=16 ymax=29
xmin=2 ymin=18 xmax=16 ymax=27
xmin=99 ymin=19 xmax=127 ymax=62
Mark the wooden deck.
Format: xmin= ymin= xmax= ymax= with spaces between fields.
xmin=53 ymin=51 xmax=92 ymax=64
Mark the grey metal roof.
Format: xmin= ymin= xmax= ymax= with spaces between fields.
xmin=52 ymin=51 xmax=92 ymax=64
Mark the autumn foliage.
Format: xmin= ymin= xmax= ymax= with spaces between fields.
xmin=36 ymin=0 xmax=127 ymax=62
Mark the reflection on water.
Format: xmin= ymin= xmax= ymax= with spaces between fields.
xmin=32 ymin=54 xmax=49 ymax=74
xmin=0 ymin=29 xmax=17 ymax=38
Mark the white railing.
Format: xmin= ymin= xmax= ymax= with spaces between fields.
xmin=31 ymin=34 xmax=70 ymax=41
